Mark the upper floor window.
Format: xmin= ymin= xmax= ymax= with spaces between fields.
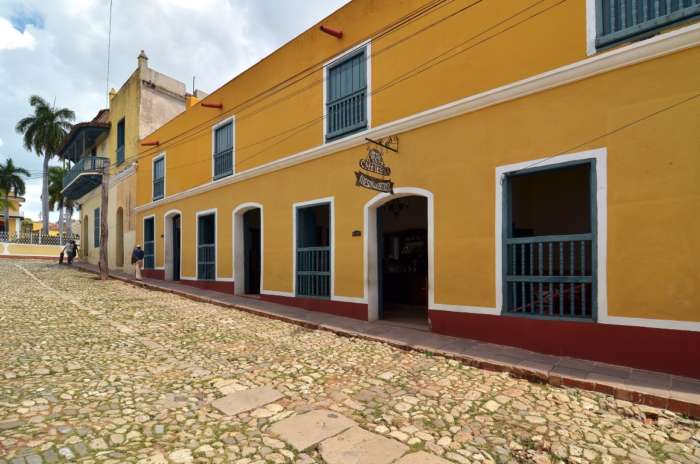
xmin=116 ymin=118 xmax=125 ymax=165
xmin=596 ymin=0 xmax=700 ymax=48
xmin=326 ymin=46 xmax=368 ymax=141
xmin=213 ymin=119 xmax=234 ymax=180
xmin=153 ymin=155 xmax=165 ymax=201
xmin=94 ymin=208 xmax=101 ymax=248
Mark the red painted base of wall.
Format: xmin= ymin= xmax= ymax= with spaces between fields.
xmin=142 ymin=269 xmax=165 ymax=280
xmin=429 ymin=310 xmax=700 ymax=379
xmin=260 ymin=294 xmax=368 ymax=321
xmin=179 ymin=279 xmax=235 ymax=294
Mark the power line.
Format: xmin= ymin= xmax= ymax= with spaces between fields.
xmin=123 ymin=0 xmax=470 ymax=164
xmin=154 ymin=0 xmax=556 ymax=174
xmin=510 ymin=92 xmax=700 ymax=174
xmin=106 ymin=0 xmax=113 ymax=108
xmin=236 ymin=0 xmax=558 ymax=168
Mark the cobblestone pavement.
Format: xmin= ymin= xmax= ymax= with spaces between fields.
xmin=1 ymin=260 xmax=699 ymax=464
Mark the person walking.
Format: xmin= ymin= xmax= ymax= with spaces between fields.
xmin=66 ymin=240 xmax=78 ymax=264
xmin=131 ymin=244 xmax=145 ymax=280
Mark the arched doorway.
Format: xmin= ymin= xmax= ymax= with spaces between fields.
xmin=365 ymin=188 xmax=433 ymax=327
xmin=233 ymin=203 xmax=263 ymax=296
xmin=116 ymin=207 xmax=124 ymax=267
xmin=164 ymin=210 xmax=182 ymax=281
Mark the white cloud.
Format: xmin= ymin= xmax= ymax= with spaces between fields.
xmin=0 ymin=17 xmax=35 ymax=50
xmin=0 ymin=136 xmax=3 ymax=147
xmin=0 ymin=0 xmax=349 ymax=220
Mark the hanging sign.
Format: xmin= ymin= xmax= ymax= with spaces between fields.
xmin=355 ymin=171 xmax=394 ymax=194
xmin=359 ymin=148 xmax=391 ymax=176
xmin=354 ymin=135 xmax=398 ymax=194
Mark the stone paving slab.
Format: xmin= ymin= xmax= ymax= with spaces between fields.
xmin=394 ymin=451 xmax=453 ymax=464
xmin=2 ymin=260 xmax=699 ymax=464
xmin=318 ymin=426 xmax=409 ymax=464
xmin=75 ymin=261 xmax=700 ymax=417
xmin=269 ymin=409 xmax=356 ymax=451
xmin=211 ymin=386 xmax=284 ymax=416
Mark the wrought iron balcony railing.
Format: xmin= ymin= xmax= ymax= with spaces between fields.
xmin=62 ymin=157 xmax=109 ymax=199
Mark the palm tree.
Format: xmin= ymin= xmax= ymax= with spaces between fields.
xmin=48 ymin=166 xmax=71 ymax=242
xmin=0 ymin=158 xmax=30 ymax=235
xmin=15 ymin=96 xmax=75 ymax=234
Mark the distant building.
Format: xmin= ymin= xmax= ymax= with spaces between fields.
xmin=0 ymin=195 xmax=25 ymax=234
xmin=58 ymin=51 xmax=191 ymax=269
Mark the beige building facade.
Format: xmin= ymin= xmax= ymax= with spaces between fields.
xmin=60 ymin=51 xmax=190 ymax=270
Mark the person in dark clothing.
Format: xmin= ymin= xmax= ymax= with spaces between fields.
xmin=61 ymin=240 xmax=77 ymax=265
xmin=66 ymin=240 xmax=77 ymax=264
xmin=131 ymin=245 xmax=145 ymax=280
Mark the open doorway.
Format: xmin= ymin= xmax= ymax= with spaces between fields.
xmin=116 ymin=207 xmax=124 ymax=267
xmin=378 ymin=196 xmax=428 ymax=327
xmin=164 ymin=212 xmax=181 ymax=281
xmin=243 ymin=209 xmax=261 ymax=294
xmin=234 ymin=204 xmax=263 ymax=296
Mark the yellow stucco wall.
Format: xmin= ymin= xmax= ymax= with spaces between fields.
xmin=134 ymin=0 xmax=700 ymax=324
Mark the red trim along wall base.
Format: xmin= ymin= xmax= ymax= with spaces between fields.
xmin=142 ymin=269 xmax=165 ymax=280
xmin=180 ymin=280 xmax=235 ymax=294
xmin=429 ymin=310 xmax=700 ymax=379
xmin=260 ymin=294 xmax=368 ymax=321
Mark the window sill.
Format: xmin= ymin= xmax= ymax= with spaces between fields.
xmin=325 ymin=124 xmax=368 ymax=143
xmin=213 ymin=171 xmax=234 ymax=182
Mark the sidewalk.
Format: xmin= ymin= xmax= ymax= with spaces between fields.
xmin=75 ymin=261 xmax=700 ymax=418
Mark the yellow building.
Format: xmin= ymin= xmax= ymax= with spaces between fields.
xmin=59 ymin=51 xmax=192 ymax=270
xmin=0 ymin=195 xmax=25 ymax=235
xmin=134 ymin=1 xmax=699 ymax=377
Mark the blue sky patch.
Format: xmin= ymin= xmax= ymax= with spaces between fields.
xmin=11 ymin=11 xmax=44 ymax=32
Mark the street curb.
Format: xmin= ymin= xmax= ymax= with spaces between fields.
xmin=73 ymin=263 xmax=699 ymax=419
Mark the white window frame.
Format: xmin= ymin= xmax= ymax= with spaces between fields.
xmin=142 ymin=214 xmax=156 ymax=269
xmin=322 ymin=40 xmax=372 ymax=143
xmin=195 ymin=208 xmax=218 ymax=281
xmin=211 ymin=116 xmax=236 ymax=181
xmin=586 ymin=0 xmax=598 ymax=56
xmin=291 ymin=197 xmax=335 ymax=298
xmin=495 ymin=148 xmax=607 ymax=319
xmin=152 ymin=152 xmax=166 ymax=201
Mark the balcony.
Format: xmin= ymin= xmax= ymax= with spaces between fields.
xmin=62 ymin=157 xmax=109 ymax=200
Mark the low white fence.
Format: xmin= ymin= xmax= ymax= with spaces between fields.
xmin=0 ymin=232 xmax=80 ymax=246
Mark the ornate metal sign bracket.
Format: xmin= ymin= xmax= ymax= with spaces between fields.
xmin=365 ymin=136 xmax=398 ymax=153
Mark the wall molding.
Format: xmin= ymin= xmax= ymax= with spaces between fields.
xmin=135 ymin=22 xmax=700 ymax=213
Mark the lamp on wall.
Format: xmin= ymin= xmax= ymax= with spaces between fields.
xmin=386 ymin=198 xmax=408 ymax=218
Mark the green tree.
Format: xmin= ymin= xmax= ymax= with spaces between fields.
xmin=48 ymin=166 xmax=75 ymax=241
xmin=0 ymin=158 xmax=30 ymax=235
xmin=15 ymin=96 xmax=75 ymax=234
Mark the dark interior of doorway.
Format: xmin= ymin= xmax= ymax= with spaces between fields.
xmin=172 ymin=214 xmax=181 ymax=281
xmin=243 ymin=209 xmax=261 ymax=295
xmin=378 ymin=196 xmax=428 ymax=328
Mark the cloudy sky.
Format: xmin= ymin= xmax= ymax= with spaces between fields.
xmin=0 ymin=0 xmax=348 ymax=222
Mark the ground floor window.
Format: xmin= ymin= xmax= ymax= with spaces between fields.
xmin=503 ymin=160 xmax=597 ymax=319
xmin=197 ymin=212 xmax=216 ymax=280
xmin=144 ymin=217 xmax=155 ymax=269
xmin=296 ymin=203 xmax=330 ymax=298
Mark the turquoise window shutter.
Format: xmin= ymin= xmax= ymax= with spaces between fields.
xmin=213 ymin=122 xmax=234 ymax=179
xmin=326 ymin=47 xmax=368 ymax=141
xmin=596 ymin=0 xmax=700 ymax=48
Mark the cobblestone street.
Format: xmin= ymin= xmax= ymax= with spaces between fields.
xmin=1 ymin=259 xmax=699 ymax=464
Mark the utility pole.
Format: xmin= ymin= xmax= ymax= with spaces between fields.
xmin=99 ymin=159 xmax=110 ymax=280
